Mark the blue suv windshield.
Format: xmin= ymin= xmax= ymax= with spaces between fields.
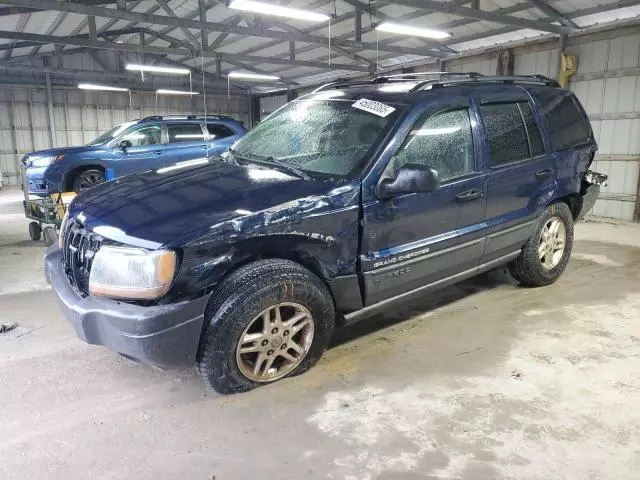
xmin=87 ymin=121 xmax=137 ymax=146
xmin=232 ymin=99 xmax=402 ymax=178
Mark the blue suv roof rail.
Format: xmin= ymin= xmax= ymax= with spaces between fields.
xmin=311 ymin=72 xmax=485 ymax=93
xmin=140 ymin=115 xmax=236 ymax=121
xmin=411 ymin=74 xmax=560 ymax=92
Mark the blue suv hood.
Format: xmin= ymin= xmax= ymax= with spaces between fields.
xmin=27 ymin=145 xmax=102 ymax=158
xmin=68 ymin=160 xmax=333 ymax=248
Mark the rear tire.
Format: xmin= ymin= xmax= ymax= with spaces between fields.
xmin=197 ymin=259 xmax=335 ymax=394
xmin=508 ymin=202 xmax=574 ymax=286
xmin=72 ymin=169 xmax=105 ymax=193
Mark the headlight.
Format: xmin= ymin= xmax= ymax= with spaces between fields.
xmin=30 ymin=155 xmax=64 ymax=168
xmin=89 ymin=246 xmax=177 ymax=300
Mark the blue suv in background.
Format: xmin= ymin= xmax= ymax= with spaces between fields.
xmin=24 ymin=115 xmax=246 ymax=194
xmin=46 ymin=74 xmax=607 ymax=393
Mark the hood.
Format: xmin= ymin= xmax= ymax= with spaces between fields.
xmin=68 ymin=159 xmax=334 ymax=248
xmin=23 ymin=145 xmax=101 ymax=164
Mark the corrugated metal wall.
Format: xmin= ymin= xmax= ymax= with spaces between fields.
xmin=447 ymin=26 xmax=640 ymax=221
xmin=0 ymin=86 xmax=249 ymax=186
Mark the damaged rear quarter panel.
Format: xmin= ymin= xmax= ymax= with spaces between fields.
xmin=167 ymin=183 xmax=362 ymax=299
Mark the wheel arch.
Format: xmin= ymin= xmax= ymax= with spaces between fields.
xmin=223 ymin=234 xmax=335 ymax=288
xmin=176 ymin=233 xmax=344 ymax=309
xmin=551 ymin=193 xmax=581 ymax=220
xmin=64 ymin=163 xmax=107 ymax=191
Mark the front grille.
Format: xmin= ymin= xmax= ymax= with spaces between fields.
xmin=61 ymin=219 xmax=105 ymax=296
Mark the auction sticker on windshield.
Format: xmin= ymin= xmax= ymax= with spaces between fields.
xmin=352 ymin=98 xmax=396 ymax=117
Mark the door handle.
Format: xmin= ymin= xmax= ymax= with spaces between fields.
xmin=535 ymin=168 xmax=554 ymax=181
xmin=456 ymin=189 xmax=483 ymax=202
xmin=152 ymin=150 xmax=163 ymax=155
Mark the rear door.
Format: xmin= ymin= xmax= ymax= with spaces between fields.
xmin=110 ymin=122 xmax=165 ymax=177
xmin=164 ymin=122 xmax=209 ymax=164
xmin=476 ymin=88 xmax=555 ymax=262
xmin=361 ymin=94 xmax=488 ymax=305
xmin=206 ymin=123 xmax=241 ymax=157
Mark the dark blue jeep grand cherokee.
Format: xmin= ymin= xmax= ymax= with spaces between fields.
xmin=24 ymin=115 xmax=245 ymax=194
xmin=45 ymin=74 xmax=606 ymax=393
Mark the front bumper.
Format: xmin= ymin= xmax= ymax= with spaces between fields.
xmin=26 ymin=170 xmax=64 ymax=195
xmin=45 ymin=247 xmax=209 ymax=369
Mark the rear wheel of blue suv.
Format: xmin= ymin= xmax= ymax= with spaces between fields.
xmin=45 ymin=74 xmax=607 ymax=394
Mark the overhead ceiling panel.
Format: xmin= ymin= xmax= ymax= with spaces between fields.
xmin=45 ymin=12 xmax=86 ymax=37
xmin=0 ymin=11 xmax=22 ymax=32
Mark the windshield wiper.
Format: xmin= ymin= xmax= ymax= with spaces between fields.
xmin=228 ymin=149 xmax=312 ymax=181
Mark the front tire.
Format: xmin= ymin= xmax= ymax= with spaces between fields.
xmin=72 ymin=169 xmax=105 ymax=193
xmin=197 ymin=259 xmax=335 ymax=394
xmin=508 ymin=202 xmax=574 ymax=286
xmin=28 ymin=221 xmax=42 ymax=241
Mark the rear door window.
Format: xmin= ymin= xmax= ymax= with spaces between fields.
xmin=167 ymin=123 xmax=207 ymax=144
xmin=479 ymin=101 xmax=545 ymax=167
xmin=533 ymin=92 xmax=591 ymax=151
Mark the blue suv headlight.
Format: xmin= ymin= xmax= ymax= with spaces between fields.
xmin=30 ymin=155 xmax=65 ymax=168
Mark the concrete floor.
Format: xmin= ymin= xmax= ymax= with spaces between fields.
xmin=1 ymin=187 xmax=639 ymax=480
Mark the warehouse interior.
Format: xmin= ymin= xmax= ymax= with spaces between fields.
xmin=1 ymin=1 xmax=640 ymax=479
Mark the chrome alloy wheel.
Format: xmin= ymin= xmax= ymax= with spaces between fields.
xmin=538 ymin=216 xmax=567 ymax=270
xmin=235 ymin=302 xmax=314 ymax=382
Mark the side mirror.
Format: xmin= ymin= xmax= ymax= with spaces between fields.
xmin=377 ymin=164 xmax=440 ymax=199
xmin=118 ymin=140 xmax=132 ymax=150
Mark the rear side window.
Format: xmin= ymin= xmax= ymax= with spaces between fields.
xmin=207 ymin=124 xmax=235 ymax=139
xmin=167 ymin=123 xmax=206 ymax=143
xmin=534 ymin=92 xmax=591 ymax=151
xmin=480 ymin=102 xmax=544 ymax=166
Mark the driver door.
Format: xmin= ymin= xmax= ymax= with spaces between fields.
xmin=111 ymin=123 xmax=166 ymax=178
xmin=361 ymin=97 xmax=488 ymax=305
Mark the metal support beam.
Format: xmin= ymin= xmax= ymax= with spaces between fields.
xmin=215 ymin=57 xmax=221 ymax=78
xmin=388 ymin=0 xmax=573 ymax=34
xmin=354 ymin=9 xmax=361 ymax=42
xmin=88 ymin=15 xmax=97 ymax=40
xmin=496 ymin=48 xmax=514 ymax=75
xmin=0 ymin=30 xmax=372 ymax=71
xmin=556 ymin=33 xmax=568 ymax=79
xmin=116 ymin=0 xmax=126 ymax=10
xmin=198 ymin=0 xmax=208 ymax=49
xmin=524 ymin=0 xmax=580 ymax=29
xmin=289 ymin=40 xmax=295 ymax=61
xmin=0 ymin=0 xmax=448 ymax=58
xmin=341 ymin=0 xmax=453 ymax=51
xmin=270 ymin=19 xmax=373 ymax=66
xmin=45 ymin=69 xmax=56 ymax=147
xmin=471 ymin=0 xmax=479 ymax=8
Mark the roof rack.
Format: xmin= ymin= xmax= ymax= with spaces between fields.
xmin=410 ymin=74 xmax=560 ymax=92
xmin=311 ymin=73 xmax=560 ymax=95
xmin=311 ymin=72 xmax=486 ymax=93
xmin=140 ymin=114 xmax=234 ymax=121
xmin=375 ymin=71 xmax=485 ymax=82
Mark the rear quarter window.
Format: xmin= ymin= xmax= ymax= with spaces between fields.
xmin=531 ymin=90 xmax=592 ymax=151
xmin=207 ymin=124 xmax=235 ymax=139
